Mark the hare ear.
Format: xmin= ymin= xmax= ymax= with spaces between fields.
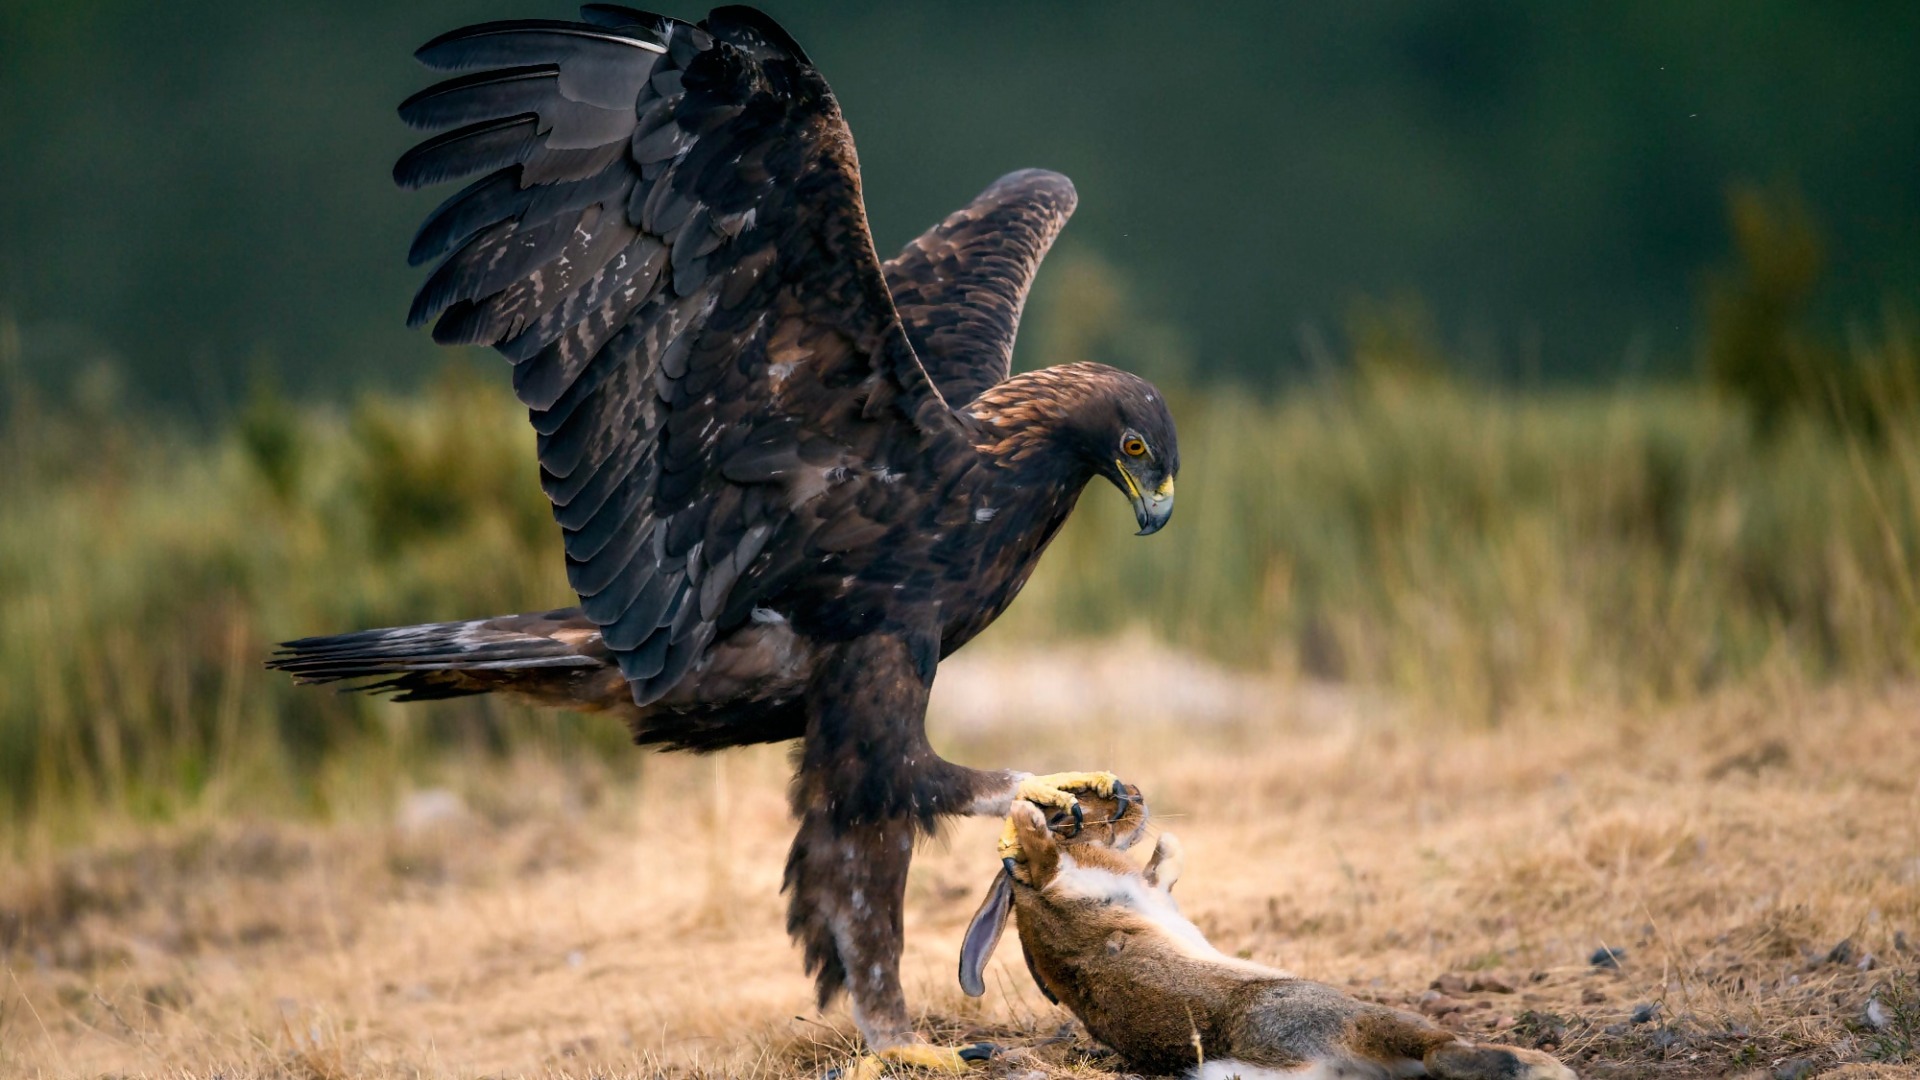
xmin=959 ymin=867 xmax=1014 ymax=997
xmin=1144 ymin=833 xmax=1185 ymax=892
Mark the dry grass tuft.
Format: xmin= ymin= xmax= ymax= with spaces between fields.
xmin=3 ymin=654 xmax=1915 ymax=1079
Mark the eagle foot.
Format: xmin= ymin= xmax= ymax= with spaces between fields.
xmin=831 ymin=1041 xmax=997 ymax=1079
xmin=998 ymin=771 xmax=1123 ymax=859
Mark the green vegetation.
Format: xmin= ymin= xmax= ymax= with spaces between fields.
xmin=0 ymin=359 xmax=618 ymax=844
xmin=3 ymin=317 xmax=1916 ymax=844
xmin=1017 ymin=370 xmax=1918 ymax=703
xmin=2 ymin=183 xmax=1915 ymax=845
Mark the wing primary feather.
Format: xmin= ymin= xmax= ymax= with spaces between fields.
xmin=409 ymin=216 xmax=578 ymax=331
xmin=398 ymin=65 xmax=558 ymax=130
xmin=409 ymin=171 xmax=522 ymax=267
xmin=393 ymin=115 xmax=539 ymax=190
xmin=411 ymin=156 xmax=632 ymax=273
xmin=415 ymin=20 xmax=666 ymax=72
xmin=578 ymin=4 xmax=674 ymax=35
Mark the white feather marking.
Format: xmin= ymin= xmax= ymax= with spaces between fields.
xmin=974 ymin=506 xmax=998 ymax=523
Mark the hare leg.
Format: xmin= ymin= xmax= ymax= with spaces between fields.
xmin=1426 ymin=1042 xmax=1578 ymax=1079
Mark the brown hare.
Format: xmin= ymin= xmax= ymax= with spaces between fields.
xmin=961 ymin=800 xmax=1576 ymax=1080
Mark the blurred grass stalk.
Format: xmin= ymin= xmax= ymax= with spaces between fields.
xmin=0 ymin=290 xmax=1917 ymax=847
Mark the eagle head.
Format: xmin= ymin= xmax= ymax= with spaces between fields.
xmin=968 ymin=362 xmax=1180 ymax=534
xmin=1069 ymin=367 xmax=1179 ymax=535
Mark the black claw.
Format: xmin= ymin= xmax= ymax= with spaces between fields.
xmin=1003 ymin=856 xmax=1018 ymax=879
xmin=1069 ymin=800 xmax=1084 ymax=837
xmin=958 ymin=1042 xmax=1000 ymax=1063
xmin=1112 ymin=782 xmax=1132 ymax=820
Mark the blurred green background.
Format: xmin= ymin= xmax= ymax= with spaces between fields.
xmin=4 ymin=1 xmax=1920 ymax=403
xmin=1 ymin=2 xmax=1917 ymax=843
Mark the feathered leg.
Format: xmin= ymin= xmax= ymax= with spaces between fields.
xmin=784 ymin=803 xmax=919 ymax=1040
xmin=784 ymin=629 xmax=1128 ymax=1072
xmin=785 ymin=631 xmax=1003 ymax=1069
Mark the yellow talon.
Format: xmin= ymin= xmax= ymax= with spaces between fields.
xmin=840 ymin=1042 xmax=979 ymax=1078
xmin=1016 ymin=770 xmax=1118 ymax=808
xmin=998 ymin=770 xmax=1120 ymax=860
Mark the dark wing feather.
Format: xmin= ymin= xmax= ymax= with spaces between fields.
xmin=882 ymin=169 xmax=1077 ymax=405
xmin=397 ymin=5 xmax=966 ymax=704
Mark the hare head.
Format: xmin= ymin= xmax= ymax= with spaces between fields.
xmin=959 ymin=782 xmax=1152 ymax=997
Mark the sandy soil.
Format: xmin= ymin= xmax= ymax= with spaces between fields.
xmin=3 ymin=645 xmax=1917 ymax=1079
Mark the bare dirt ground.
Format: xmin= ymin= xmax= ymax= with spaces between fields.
xmin=4 ymin=644 xmax=1918 ymax=1079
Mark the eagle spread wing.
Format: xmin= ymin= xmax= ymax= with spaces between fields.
xmin=883 ymin=169 xmax=1078 ymax=405
xmin=397 ymin=3 xmax=977 ymax=704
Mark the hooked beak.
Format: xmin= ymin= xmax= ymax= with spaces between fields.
xmin=1117 ymin=463 xmax=1175 ymax=536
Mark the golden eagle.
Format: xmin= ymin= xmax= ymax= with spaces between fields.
xmin=271 ymin=4 xmax=1177 ymax=1069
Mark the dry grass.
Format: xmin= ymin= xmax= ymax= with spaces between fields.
xmin=4 ymin=644 xmax=1916 ymax=1080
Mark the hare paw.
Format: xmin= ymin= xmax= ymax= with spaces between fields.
xmin=832 ymin=1041 xmax=997 ymax=1078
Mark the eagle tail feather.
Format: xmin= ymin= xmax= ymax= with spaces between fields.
xmin=266 ymin=611 xmax=617 ymax=707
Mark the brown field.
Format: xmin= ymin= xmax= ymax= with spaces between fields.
xmin=3 ymin=643 xmax=1917 ymax=1080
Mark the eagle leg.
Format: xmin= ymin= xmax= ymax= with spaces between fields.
xmin=784 ymin=802 xmax=916 ymax=1045
xmin=785 ymin=630 xmax=1010 ymax=1053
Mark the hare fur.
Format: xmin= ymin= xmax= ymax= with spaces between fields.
xmin=963 ymin=799 xmax=1575 ymax=1080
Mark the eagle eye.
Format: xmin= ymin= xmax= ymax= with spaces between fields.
xmin=1121 ymin=436 xmax=1148 ymax=458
